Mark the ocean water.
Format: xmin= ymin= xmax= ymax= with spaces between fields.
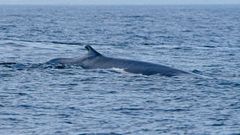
xmin=0 ymin=5 xmax=240 ymax=135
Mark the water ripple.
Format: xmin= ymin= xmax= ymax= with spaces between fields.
xmin=0 ymin=5 xmax=240 ymax=135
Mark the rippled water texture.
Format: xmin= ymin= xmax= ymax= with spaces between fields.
xmin=0 ymin=5 xmax=240 ymax=135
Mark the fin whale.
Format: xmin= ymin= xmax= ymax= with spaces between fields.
xmin=46 ymin=45 xmax=189 ymax=76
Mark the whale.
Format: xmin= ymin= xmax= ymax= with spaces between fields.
xmin=46 ymin=45 xmax=189 ymax=76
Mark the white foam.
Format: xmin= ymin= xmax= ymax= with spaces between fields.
xmin=110 ymin=67 xmax=128 ymax=74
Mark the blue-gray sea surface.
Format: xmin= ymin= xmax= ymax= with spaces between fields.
xmin=0 ymin=5 xmax=240 ymax=135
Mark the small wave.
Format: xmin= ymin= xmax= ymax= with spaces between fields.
xmin=50 ymin=41 xmax=84 ymax=45
xmin=123 ymin=15 xmax=150 ymax=19
xmin=78 ymin=133 xmax=122 ymax=135
xmin=3 ymin=42 xmax=26 ymax=47
xmin=192 ymin=69 xmax=203 ymax=74
xmin=203 ymin=45 xmax=216 ymax=48
xmin=112 ymin=107 xmax=145 ymax=111
xmin=0 ymin=62 xmax=27 ymax=70
xmin=0 ymin=62 xmax=17 ymax=68
xmin=218 ymin=79 xmax=240 ymax=87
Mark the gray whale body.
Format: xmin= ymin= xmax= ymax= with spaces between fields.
xmin=47 ymin=45 xmax=189 ymax=76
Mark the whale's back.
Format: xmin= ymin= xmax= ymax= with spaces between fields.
xmin=82 ymin=56 xmax=188 ymax=76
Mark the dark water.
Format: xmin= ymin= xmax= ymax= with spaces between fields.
xmin=0 ymin=5 xmax=240 ymax=135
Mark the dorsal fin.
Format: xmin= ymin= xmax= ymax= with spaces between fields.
xmin=85 ymin=45 xmax=102 ymax=56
